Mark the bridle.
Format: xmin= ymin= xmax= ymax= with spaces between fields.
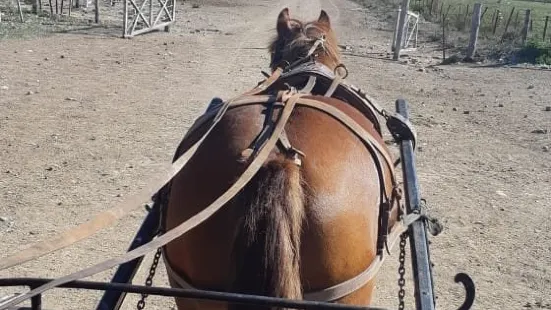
xmin=271 ymin=22 xmax=334 ymax=74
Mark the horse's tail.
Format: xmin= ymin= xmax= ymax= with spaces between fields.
xmin=231 ymin=159 xmax=304 ymax=310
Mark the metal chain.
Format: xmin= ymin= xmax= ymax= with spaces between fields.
xmin=398 ymin=232 xmax=408 ymax=310
xmin=137 ymin=247 xmax=163 ymax=310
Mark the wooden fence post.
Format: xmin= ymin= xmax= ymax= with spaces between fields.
xmin=16 ymin=0 xmax=24 ymax=22
xmin=94 ymin=0 xmax=99 ymax=23
xmin=480 ymin=7 xmax=488 ymax=21
xmin=501 ymin=7 xmax=515 ymax=41
xmin=466 ymin=3 xmax=482 ymax=60
xmin=493 ymin=9 xmax=500 ymax=35
xmin=522 ymin=9 xmax=531 ymax=44
xmin=442 ymin=5 xmax=452 ymax=60
xmin=32 ymin=0 xmax=39 ymax=13
xmin=464 ymin=4 xmax=470 ymax=29
xmin=48 ymin=0 xmax=53 ymax=16
xmin=123 ymin=0 xmax=128 ymax=37
xmin=392 ymin=6 xmax=402 ymax=51
xmin=394 ymin=0 xmax=411 ymax=60
xmin=149 ymin=0 xmax=152 ymax=26
xmin=544 ymin=16 xmax=549 ymax=41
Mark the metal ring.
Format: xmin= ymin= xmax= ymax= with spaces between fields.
xmin=334 ymin=63 xmax=348 ymax=79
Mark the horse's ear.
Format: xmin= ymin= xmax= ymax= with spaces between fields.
xmin=277 ymin=8 xmax=291 ymax=36
xmin=318 ymin=10 xmax=331 ymax=26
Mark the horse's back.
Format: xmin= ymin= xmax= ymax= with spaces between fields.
xmin=286 ymin=96 xmax=387 ymax=303
xmin=164 ymin=95 xmax=391 ymax=308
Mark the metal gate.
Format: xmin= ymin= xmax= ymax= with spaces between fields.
xmin=392 ymin=8 xmax=419 ymax=51
xmin=123 ymin=0 xmax=175 ymax=38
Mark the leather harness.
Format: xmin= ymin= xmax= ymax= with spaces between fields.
xmin=0 ymin=60 xmax=421 ymax=309
xmin=156 ymin=62 xmax=418 ymax=301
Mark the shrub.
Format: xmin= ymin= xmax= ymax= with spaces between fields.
xmin=516 ymin=39 xmax=551 ymax=64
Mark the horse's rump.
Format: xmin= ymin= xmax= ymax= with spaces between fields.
xmin=161 ymin=76 xmax=399 ymax=309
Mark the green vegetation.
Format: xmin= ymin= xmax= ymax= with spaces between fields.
xmin=0 ymin=3 xmax=81 ymax=40
xmin=0 ymin=0 xmax=116 ymax=40
xmin=372 ymin=0 xmax=551 ymax=63
xmin=517 ymin=0 xmax=551 ymax=4
xmin=516 ymin=38 xmax=551 ymax=63
xmin=413 ymin=0 xmax=551 ymax=63
xmin=410 ymin=0 xmax=551 ymax=43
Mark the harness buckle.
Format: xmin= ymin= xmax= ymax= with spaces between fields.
xmin=377 ymin=201 xmax=392 ymax=256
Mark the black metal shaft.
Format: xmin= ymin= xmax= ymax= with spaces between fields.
xmin=30 ymin=293 xmax=41 ymax=310
xmin=0 ymin=278 xmax=388 ymax=310
xmin=95 ymin=204 xmax=161 ymax=310
xmin=395 ymin=99 xmax=436 ymax=310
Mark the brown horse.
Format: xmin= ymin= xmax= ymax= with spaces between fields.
xmin=161 ymin=8 xmax=401 ymax=310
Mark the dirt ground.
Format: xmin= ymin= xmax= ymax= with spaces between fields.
xmin=1 ymin=0 xmax=550 ymax=309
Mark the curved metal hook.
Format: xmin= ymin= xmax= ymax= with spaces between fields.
xmin=454 ymin=273 xmax=476 ymax=310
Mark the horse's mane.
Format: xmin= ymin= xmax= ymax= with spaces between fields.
xmin=268 ymin=18 xmax=341 ymax=71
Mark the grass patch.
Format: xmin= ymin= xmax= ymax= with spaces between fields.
xmin=410 ymin=0 xmax=551 ymax=43
xmin=0 ymin=2 xmax=90 ymax=40
xmin=516 ymin=38 xmax=551 ymax=63
xmin=354 ymin=0 xmax=551 ymax=63
xmin=0 ymin=0 xmax=123 ymax=41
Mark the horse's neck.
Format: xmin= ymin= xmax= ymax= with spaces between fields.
xmin=316 ymin=56 xmax=339 ymax=72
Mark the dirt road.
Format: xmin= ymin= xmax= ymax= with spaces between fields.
xmin=1 ymin=0 xmax=550 ymax=309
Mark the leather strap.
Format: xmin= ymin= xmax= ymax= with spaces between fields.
xmin=242 ymin=67 xmax=283 ymax=96
xmin=299 ymin=76 xmax=317 ymax=94
xmin=0 ymin=93 xmax=415 ymax=309
xmin=303 ymin=213 xmax=420 ymax=301
xmin=155 ymin=94 xmax=406 ymax=303
xmin=0 ymin=94 xmax=283 ymax=272
xmin=275 ymin=62 xmax=418 ymax=148
xmin=0 ymin=98 xmax=233 ymax=272
xmin=0 ymin=93 xmax=304 ymax=310
xmin=0 ymin=70 xmax=411 ymax=308
xmin=0 ymin=65 xmax=290 ymax=272
xmin=277 ymin=129 xmax=304 ymax=166
xmin=323 ymin=73 xmax=343 ymax=97
xmin=277 ymin=62 xmax=382 ymax=132
xmin=296 ymin=97 xmax=396 ymax=185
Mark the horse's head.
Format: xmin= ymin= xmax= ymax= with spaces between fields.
xmin=269 ymin=8 xmax=341 ymax=72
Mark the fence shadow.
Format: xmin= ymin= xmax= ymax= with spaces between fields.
xmin=53 ymin=24 xmax=124 ymax=37
xmin=342 ymin=52 xmax=397 ymax=63
xmin=466 ymin=62 xmax=551 ymax=70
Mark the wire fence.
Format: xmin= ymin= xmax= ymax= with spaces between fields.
xmin=410 ymin=0 xmax=551 ymax=44
xmin=0 ymin=0 xmax=136 ymax=39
